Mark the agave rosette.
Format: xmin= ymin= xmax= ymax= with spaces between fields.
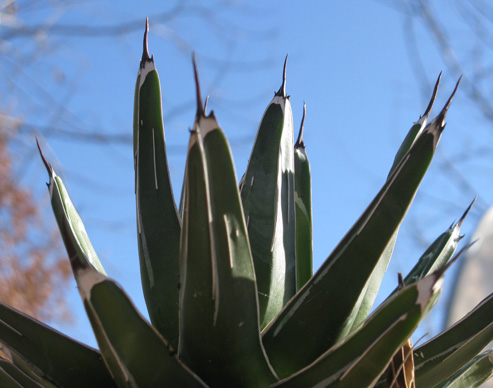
xmin=0 ymin=20 xmax=492 ymax=388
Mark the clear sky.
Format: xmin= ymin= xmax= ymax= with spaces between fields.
xmin=5 ymin=1 xmax=492 ymax=349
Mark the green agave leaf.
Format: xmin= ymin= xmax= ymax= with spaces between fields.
xmin=177 ymin=61 xmax=278 ymax=388
xmin=434 ymin=350 xmax=493 ymax=388
xmin=0 ymin=301 xmax=115 ymax=388
xmin=294 ymin=103 xmax=313 ymax=290
xmin=344 ymin=73 xmax=443 ymax=335
xmin=36 ymin=144 xmax=106 ymax=277
xmin=38 ymin=145 xmax=208 ymax=388
xmin=240 ymin=56 xmax=296 ymax=329
xmin=414 ymin=292 xmax=493 ymax=387
xmin=0 ymin=341 xmax=60 ymax=388
xmin=270 ymin=272 xmax=444 ymax=388
xmin=343 ymin=231 xmax=397 ymax=337
xmin=133 ymin=20 xmax=181 ymax=348
xmin=262 ymin=79 xmax=460 ymax=379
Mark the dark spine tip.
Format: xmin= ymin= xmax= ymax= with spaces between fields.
xmin=457 ymin=196 xmax=476 ymax=228
xmin=295 ymin=102 xmax=306 ymax=149
xmin=276 ymin=54 xmax=288 ymax=97
xmin=439 ymin=75 xmax=462 ymax=119
xmin=140 ymin=17 xmax=152 ymax=68
xmin=422 ymin=71 xmax=442 ymax=119
xmin=193 ymin=53 xmax=205 ymax=118
xmin=397 ymin=272 xmax=405 ymax=289
xmin=428 ymin=75 xmax=462 ymax=136
xmin=437 ymin=76 xmax=462 ymax=127
xmin=36 ymin=137 xmax=52 ymax=177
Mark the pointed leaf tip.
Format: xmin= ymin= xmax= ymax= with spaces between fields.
xmin=436 ymin=75 xmax=461 ymax=124
xmin=397 ymin=272 xmax=405 ymax=289
xmin=422 ymin=71 xmax=442 ymax=120
xmin=295 ymin=102 xmax=306 ymax=148
xmin=192 ymin=54 xmax=205 ymax=118
xmin=442 ymin=75 xmax=462 ymax=114
xmin=457 ymin=197 xmax=476 ymax=228
xmin=276 ymin=54 xmax=288 ymax=97
xmin=36 ymin=138 xmax=52 ymax=177
xmin=140 ymin=17 xmax=152 ymax=67
xmin=426 ymin=75 xmax=461 ymax=135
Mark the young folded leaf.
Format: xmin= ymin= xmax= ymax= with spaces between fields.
xmin=270 ymin=271 xmax=444 ymax=388
xmin=38 ymin=144 xmax=207 ymax=388
xmin=262 ymin=80 xmax=460 ymax=379
xmin=400 ymin=199 xmax=473 ymax=288
xmin=240 ymin=56 xmax=296 ymax=329
xmin=177 ymin=59 xmax=278 ymax=388
xmin=414 ymin=293 xmax=493 ymax=387
xmin=133 ymin=20 xmax=182 ymax=348
xmin=294 ymin=103 xmax=313 ymax=290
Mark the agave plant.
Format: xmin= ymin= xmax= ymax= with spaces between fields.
xmin=1 ymin=20 xmax=492 ymax=388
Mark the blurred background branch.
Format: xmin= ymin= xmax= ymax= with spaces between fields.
xmin=0 ymin=0 xmax=277 ymax=327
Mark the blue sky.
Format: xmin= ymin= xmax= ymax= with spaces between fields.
xmin=5 ymin=1 xmax=492 ymax=348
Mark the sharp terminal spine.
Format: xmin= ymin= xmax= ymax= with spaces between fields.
xmin=441 ymin=76 xmax=462 ymax=116
xmin=193 ymin=54 xmax=205 ymax=118
xmin=276 ymin=54 xmax=288 ymax=97
xmin=457 ymin=196 xmax=476 ymax=228
xmin=422 ymin=71 xmax=442 ymax=120
xmin=36 ymin=138 xmax=53 ymax=177
xmin=140 ymin=17 xmax=153 ymax=68
xmin=295 ymin=102 xmax=307 ymax=149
